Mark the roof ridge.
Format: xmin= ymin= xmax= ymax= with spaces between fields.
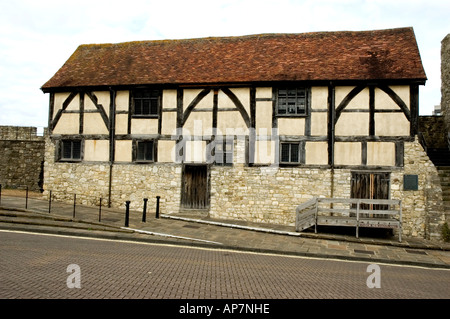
xmin=41 ymin=27 xmax=426 ymax=90
xmin=77 ymin=27 xmax=415 ymax=48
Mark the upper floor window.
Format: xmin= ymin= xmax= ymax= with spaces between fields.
xmin=61 ymin=139 xmax=82 ymax=161
xmin=277 ymin=87 xmax=308 ymax=116
xmin=132 ymin=89 xmax=160 ymax=117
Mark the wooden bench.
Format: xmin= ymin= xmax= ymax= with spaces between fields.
xmin=296 ymin=197 xmax=402 ymax=242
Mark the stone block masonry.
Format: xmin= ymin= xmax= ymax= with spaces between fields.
xmin=43 ymin=136 xmax=181 ymax=213
xmin=43 ymin=135 xmax=446 ymax=241
xmin=0 ymin=126 xmax=46 ymax=192
xmin=442 ymin=34 xmax=450 ymax=132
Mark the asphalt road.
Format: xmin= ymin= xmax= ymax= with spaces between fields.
xmin=1 ymin=230 xmax=449 ymax=314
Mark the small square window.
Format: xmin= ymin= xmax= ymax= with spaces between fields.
xmin=277 ymin=87 xmax=308 ymax=116
xmin=132 ymin=89 xmax=160 ymax=117
xmin=280 ymin=142 xmax=300 ymax=164
xmin=135 ymin=140 xmax=154 ymax=162
xmin=212 ymin=139 xmax=233 ymax=166
xmin=61 ymin=140 xmax=82 ymax=161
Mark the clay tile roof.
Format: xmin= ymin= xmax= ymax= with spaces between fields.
xmin=41 ymin=27 xmax=426 ymax=91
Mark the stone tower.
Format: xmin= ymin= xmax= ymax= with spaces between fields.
xmin=442 ymin=34 xmax=450 ymax=135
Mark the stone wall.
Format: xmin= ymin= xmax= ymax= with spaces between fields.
xmin=0 ymin=126 xmax=45 ymax=141
xmin=393 ymin=138 xmax=444 ymax=239
xmin=0 ymin=126 xmax=46 ymax=191
xmin=442 ymin=34 xmax=450 ymax=133
xmin=209 ymin=137 xmax=444 ymax=239
xmin=44 ymin=135 xmax=445 ymax=240
xmin=43 ymin=136 xmax=181 ymax=212
xmin=418 ymin=116 xmax=448 ymax=148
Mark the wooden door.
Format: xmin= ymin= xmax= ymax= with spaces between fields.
xmin=351 ymin=172 xmax=390 ymax=211
xmin=182 ymin=165 xmax=209 ymax=209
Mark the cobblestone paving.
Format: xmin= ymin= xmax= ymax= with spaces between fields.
xmin=1 ymin=231 xmax=449 ymax=300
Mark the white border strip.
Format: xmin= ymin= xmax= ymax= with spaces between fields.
xmin=161 ymin=214 xmax=302 ymax=236
xmin=120 ymin=227 xmax=223 ymax=245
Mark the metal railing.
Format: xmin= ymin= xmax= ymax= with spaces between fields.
xmin=0 ymin=185 xmax=161 ymax=227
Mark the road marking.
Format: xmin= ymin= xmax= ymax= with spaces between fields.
xmin=120 ymin=226 xmax=223 ymax=245
xmin=1 ymin=229 xmax=449 ymax=271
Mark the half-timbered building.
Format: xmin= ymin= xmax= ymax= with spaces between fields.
xmin=41 ymin=27 xmax=446 ymax=240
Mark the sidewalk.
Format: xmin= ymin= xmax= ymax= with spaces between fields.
xmin=1 ymin=195 xmax=450 ymax=269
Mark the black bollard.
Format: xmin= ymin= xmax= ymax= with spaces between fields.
xmin=73 ymin=194 xmax=76 ymax=218
xmin=99 ymin=198 xmax=102 ymax=222
xmin=155 ymin=196 xmax=160 ymax=219
xmin=25 ymin=186 xmax=29 ymax=209
xmin=125 ymin=201 xmax=130 ymax=227
xmin=0 ymin=184 xmax=2 ymax=205
xmin=48 ymin=190 xmax=52 ymax=214
xmin=142 ymin=198 xmax=148 ymax=222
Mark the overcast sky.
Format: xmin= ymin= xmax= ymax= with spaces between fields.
xmin=0 ymin=0 xmax=449 ymax=128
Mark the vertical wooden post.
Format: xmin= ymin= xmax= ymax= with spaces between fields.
xmin=314 ymin=198 xmax=318 ymax=234
xmin=356 ymin=200 xmax=360 ymax=239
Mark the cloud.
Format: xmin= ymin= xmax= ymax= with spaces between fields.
xmin=0 ymin=0 xmax=449 ymax=127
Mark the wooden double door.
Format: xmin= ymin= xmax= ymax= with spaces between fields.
xmin=181 ymin=165 xmax=210 ymax=209
xmin=351 ymin=172 xmax=390 ymax=210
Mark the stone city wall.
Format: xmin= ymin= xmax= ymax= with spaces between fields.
xmin=442 ymin=34 xmax=450 ymax=133
xmin=0 ymin=126 xmax=46 ymax=191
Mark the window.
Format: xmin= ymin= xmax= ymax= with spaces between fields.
xmin=214 ymin=139 xmax=233 ymax=166
xmin=132 ymin=89 xmax=160 ymax=117
xmin=61 ymin=140 xmax=82 ymax=161
xmin=280 ymin=142 xmax=300 ymax=164
xmin=136 ymin=140 xmax=154 ymax=162
xmin=277 ymin=87 xmax=308 ymax=116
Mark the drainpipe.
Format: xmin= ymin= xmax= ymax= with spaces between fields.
xmin=108 ymin=88 xmax=116 ymax=208
xmin=328 ymin=83 xmax=336 ymax=199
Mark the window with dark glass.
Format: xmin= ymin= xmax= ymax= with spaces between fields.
xmin=132 ymin=89 xmax=160 ymax=117
xmin=277 ymin=88 xmax=308 ymax=116
xmin=136 ymin=140 xmax=154 ymax=162
xmin=61 ymin=140 xmax=81 ymax=161
xmin=214 ymin=139 xmax=233 ymax=166
xmin=280 ymin=142 xmax=300 ymax=164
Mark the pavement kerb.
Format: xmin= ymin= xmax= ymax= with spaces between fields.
xmin=2 ymin=221 xmax=450 ymax=270
xmin=1 ymin=200 xmax=450 ymax=270
xmin=0 ymin=206 xmax=132 ymax=233
xmin=160 ymin=214 xmax=302 ymax=236
xmin=1 ymin=203 xmax=450 ymax=252
xmin=160 ymin=214 xmax=450 ymax=252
